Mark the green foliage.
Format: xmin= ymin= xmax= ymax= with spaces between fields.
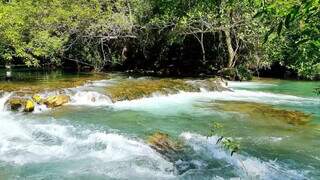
xmin=207 ymin=122 xmax=224 ymax=137
xmin=258 ymin=0 xmax=320 ymax=79
xmin=207 ymin=122 xmax=240 ymax=156
xmin=0 ymin=0 xmax=138 ymax=69
xmin=221 ymin=138 xmax=240 ymax=156
xmin=0 ymin=0 xmax=318 ymax=79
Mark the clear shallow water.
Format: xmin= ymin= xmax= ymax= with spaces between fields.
xmin=0 ymin=72 xmax=319 ymax=179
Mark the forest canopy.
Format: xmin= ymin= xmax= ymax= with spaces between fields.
xmin=0 ymin=0 xmax=319 ymax=79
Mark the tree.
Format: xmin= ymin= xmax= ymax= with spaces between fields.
xmin=258 ymin=0 xmax=320 ymax=79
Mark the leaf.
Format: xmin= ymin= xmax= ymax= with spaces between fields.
xmin=264 ymin=26 xmax=275 ymax=43
xmin=285 ymin=13 xmax=291 ymax=28
xmin=291 ymin=5 xmax=301 ymax=20
xmin=304 ymin=0 xmax=313 ymax=11
xmin=253 ymin=10 xmax=265 ymax=18
xmin=285 ymin=5 xmax=301 ymax=28
xmin=277 ymin=20 xmax=283 ymax=35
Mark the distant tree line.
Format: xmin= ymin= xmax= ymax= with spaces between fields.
xmin=0 ymin=0 xmax=319 ymax=79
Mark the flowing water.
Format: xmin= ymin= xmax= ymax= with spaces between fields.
xmin=0 ymin=70 xmax=319 ymax=180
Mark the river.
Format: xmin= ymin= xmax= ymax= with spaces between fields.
xmin=0 ymin=70 xmax=319 ymax=179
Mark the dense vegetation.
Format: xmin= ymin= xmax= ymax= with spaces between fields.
xmin=0 ymin=0 xmax=319 ymax=79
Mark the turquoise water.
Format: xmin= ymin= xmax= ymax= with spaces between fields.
xmin=0 ymin=73 xmax=319 ymax=179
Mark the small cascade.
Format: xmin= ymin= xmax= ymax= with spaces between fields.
xmin=180 ymin=132 xmax=306 ymax=179
xmin=0 ymin=116 xmax=176 ymax=178
xmin=0 ymin=92 xmax=12 ymax=111
xmin=69 ymin=91 xmax=113 ymax=106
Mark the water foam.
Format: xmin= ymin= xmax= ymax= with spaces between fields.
xmin=69 ymin=91 xmax=112 ymax=106
xmin=0 ymin=92 xmax=12 ymax=111
xmin=0 ymin=113 xmax=175 ymax=178
xmin=180 ymin=132 xmax=305 ymax=179
xmin=110 ymin=89 xmax=318 ymax=114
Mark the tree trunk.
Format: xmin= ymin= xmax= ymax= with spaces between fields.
xmin=224 ymin=29 xmax=235 ymax=68
xmin=200 ymin=32 xmax=206 ymax=64
xmin=193 ymin=32 xmax=206 ymax=65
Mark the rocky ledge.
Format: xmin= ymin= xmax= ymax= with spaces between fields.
xmin=105 ymin=78 xmax=230 ymax=102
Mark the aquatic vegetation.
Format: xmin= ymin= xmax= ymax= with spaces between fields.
xmin=207 ymin=122 xmax=224 ymax=137
xmin=44 ymin=95 xmax=70 ymax=108
xmin=106 ymin=79 xmax=200 ymax=101
xmin=221 ymin=138 xmax=240 ymax=156
xmin=213 ymin=101 xmax=312 ymax=125
xmin=207 ymin=122 xmax=240 ymax=156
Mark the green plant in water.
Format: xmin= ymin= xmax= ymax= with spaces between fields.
xmin=207 ymin=122 xmax=223 ymax=137
xmin=221 ymin=138 xmax=240 ymax=156
xmin=207 ymin=122 xmax=240 ymax=156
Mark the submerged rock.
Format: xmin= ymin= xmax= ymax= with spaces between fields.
xmin=148 ymin=132 xmax=182 ymax=156
xmin=106 ymin=79 xmax=200 ymax=101
xmin=147 ymin=132 xmax=197 ymax=174
xmin=44 ymin=95 xmax=70 ymax=108
xmin=213 ymin=101 xmax=311 ymax=125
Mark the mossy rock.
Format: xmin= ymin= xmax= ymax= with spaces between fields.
xmin=148 ymin=132 xmax=182 ymax=155
xmin=32 ymin=94 xmax=42 ymax=104
xmin=5 ymin=97 xmax=34 ymax=112
xmin=24 ymin=100 xmax=35 ymax=112
xmin=106 ymin=79 xmax=200 ymax=101
xmin=213 ymin=101 xmax=311 ymax=125
xmin=44 ymin=95 xmax=70 ymax=108
xmin=6 ymin=98 xmax=27 ymax=111
xmin=189 ymin=78 xmax=230 ymax=91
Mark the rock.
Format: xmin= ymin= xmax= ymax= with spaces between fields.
xmin=44 ymin=95 xmax=70 ymax=108
xmin=6 ymin=97 xmax=27 ymax=111
xmin=5 ymin=97 xmax=34 ymax=112
xmin=106 ymin=79 xmax=200 ymax=101
xmin=148 ymin=132 xmax=182 ymax=155
xmin=32 ymin=94 xmax=42 ymax=104
xmin=213 ymin=100 xmax=311 ymax=125
xmin=24 ymin=100 xmax=35 ymax=112
xmin=188 ymin=78 xmax=231 ymax=92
